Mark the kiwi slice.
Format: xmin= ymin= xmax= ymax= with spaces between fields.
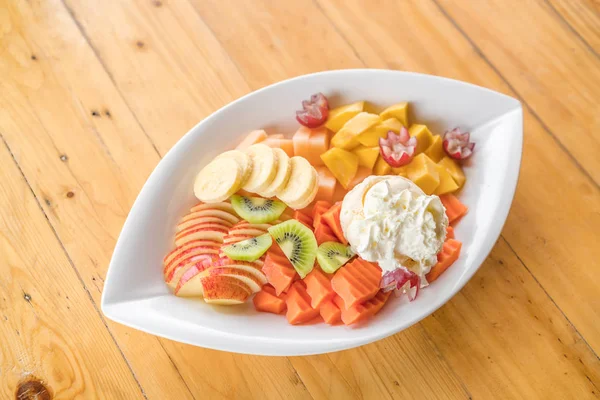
xmin=231 ymin=195 xmax=287 ymax=224
xmin=268 ymin=220 xmax=317 ymax=278
xmin=316 ymin=242 xmax=354 ymax=273
xmin=222 ymin=233 xmax=273 ymax=262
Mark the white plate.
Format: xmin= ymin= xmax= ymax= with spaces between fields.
xmin=101 ymin=70 xmax=522 ymax=356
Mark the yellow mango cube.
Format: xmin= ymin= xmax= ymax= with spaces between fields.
xmin=325 ymin=101 xmax=365 ymax=132
xmin=408 ymin=124 xmax=434 ymax=155
xmin=321 ymin=147 xmax=359 ymax=189
xmin=392 ymin=165 xmax=408 ymax=177
xmin=437 ymin=156 xmax=466 ymax=188
xmin=434 ymin=165 xmax=459 ymax=195
xmin=357 ymin=118 xmax=404 ymax=147
xmin=352 ymin=145 xmax=380 ymax=170
xmin=373 ymin=155 xmax=391 ymax=175
xmin=331 ymin=112 xmax=380 ymax=150
xmin=424 ymin=135 xmax=445 ymax=162
xmin=404 ymin=153 xmax=440 ymax=194
xmin=379 ymin=102 xmax=409 ymax=126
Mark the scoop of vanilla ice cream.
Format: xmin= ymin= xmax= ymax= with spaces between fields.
xmin=340 ymin=176 xmax=448 ymax=285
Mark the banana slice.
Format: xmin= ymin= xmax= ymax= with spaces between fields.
xmin=288 ymin=178 xmax=319 ymax=210
xmin=242 ymin=144 xmax=278 ymax=193
xmin=194 ymin=157 xmax=244 ymax=203
xmin=258 ymin=148 xmax=292 ymax=198
xmin=276 ymin=156 xmax=318 ymax=208
xmin=215 ymin=150 xmax=253 ymax=183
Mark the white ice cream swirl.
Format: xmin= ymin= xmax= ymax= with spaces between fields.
xmin=340 ymin=176 xmax=448 ymax=286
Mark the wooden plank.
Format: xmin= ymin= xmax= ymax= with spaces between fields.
xmin=188 ymin=0 xmax=363 ymax=87
xmin=423 ymin=238 xmax=600 ymax=399
xmin=0 ymin=0 xmax=316 ymax=398
xmin=0 ymin=1 xmax=194 ymax=399
xmin=161 ymin=343 xmax=312 ymax=400
xmin=0 ymin=141 xmax=143 ymax=398
xmin=325 ymin=329 xmax=471 ymax=399
xmin=546 ymin=0 xmax=600 ymax=53
xmin=315 ymin=0 xmax=600 ymax=358
xmin=291 ymin=326 xmax=469 ymax=399
xmin=434 ymin=0 xmax=600 ymax=185
xmin=63 ymin=0 xmax=251 ymax=154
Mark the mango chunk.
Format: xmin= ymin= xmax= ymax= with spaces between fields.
xmin=379 ymin=102 xmax=408 ymax=126
xmin=408 ymin=124 xmax=434 ymax=155
xmin=348 ymin=167 xmax=372 ymax=190
xmin=331 ymin=112 xmax=380 ymax=150
xmin=424 ymin=135 xmax=445 ymax=162
xmin=437 ymin=156 xmax=466 ymax=188
xmin=325 ymin=101 xmax=365 ymax=132
xmin=392 ymin=165 xmax=408 ymax=177
xmin=373 ymin=155 xmax=391 ymax=175
xmin=321 ymin=147 xmax=359 ymax=189
xmin=357 ymin=118 xmax=404 ymax=147
xmin=434 ymin=164 xmax=459 ymax=195
xmin=404 ymin=153 xmax=440 ymax=194
xmin=352 ymin=145 xmax=380 ymax=170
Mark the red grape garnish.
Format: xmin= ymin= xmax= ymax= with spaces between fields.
xmin=378 ymin=127 xmax=417 ymax=167
xmin=296 ymin=93 xmax=329 ymax=128
xmin=442 ymin=127 xmax=475 ymax=160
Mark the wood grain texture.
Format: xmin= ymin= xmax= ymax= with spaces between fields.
xmin=435 ymin=0 xmax=600 ymax=185
xmin=1 ymin=0 xmax=599 ymax=398
xmin=64 ymin=0 xmax=250 ymax=154
xmin=423 ymin=238 xmax=600 ymax=399
xmin=546 ymin=0 xmax=600 ymax=54
xmin=0 ymin=1 xmax=194 ymax=398
xmin=0 ymin=140 xmax=143 ymax=398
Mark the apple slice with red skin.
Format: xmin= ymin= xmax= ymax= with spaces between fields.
xmin=164 ymin=246 xmax=220 ymax=279
xmin=190 ymin=201 xmax=236 ymax=214
xmin=225 ymin=228 xmax=267 ymax=238
xmin=163 ymin=240 xmax=221 ymax=268
xmin=176 ymin=222 xmax=230 ymax=238
xmin=173 ymin=255 xmax=216 ymax=296
xmin=176 ymin=221 xmax=231 ymax=241
xmin=215 ymin=258 xmax=267 ymax=284
xmin=166 ymin=255 xmax=215 ymax=290
xmin=218 ymin=256 xmax=265 ymax=268
xmin=178 ymin=208 xmax=240 ymax=230
xmin=222 ymin=233 xmax=257 ymax=243
xmin=220 ymin=264 xmax=267 ymax=286
xmin=229 ymin=222 xmax=272 ymax=231
xmin=163 ymin=240 xmax=220 ymax=265
xmin=200 ymin=275 xmax=252 ymax=304
xmin=180 ymin=208 xmax=239 ymax=223
xmin=175 ymin=225 xmax=228 ymax=247
xmin=177 ymin=216 xmax=236 ymax=232
xmin=205 ymin=267 xmax=264 ymax=293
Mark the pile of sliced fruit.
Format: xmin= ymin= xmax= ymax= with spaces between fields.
xmin=194 ymin=142 xmax=318 ymax=210
xmin=319 ymin=99 xmax=471 ymax=197
xmin=164 ymin=92 xmax=472 ymax=326
xmin=164 ymin=193 xmax=393 ymax=325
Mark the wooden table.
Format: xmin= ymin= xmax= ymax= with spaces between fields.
xmin=1 ymin=0 xmax=599 ymax=398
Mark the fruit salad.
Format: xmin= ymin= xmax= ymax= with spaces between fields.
xmin=163 ymin=93 xmax=472 ymax=326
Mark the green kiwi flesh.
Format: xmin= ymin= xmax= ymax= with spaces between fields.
xmin=267 ymin=220 xmax=317 ymax=278
xmin=222 ymin=233 xmax=272 ymax=262
xmin=231 ymin=195 xmax=286 ymax=224
xmin=316 ymin=242 xmax=354 ymax=273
